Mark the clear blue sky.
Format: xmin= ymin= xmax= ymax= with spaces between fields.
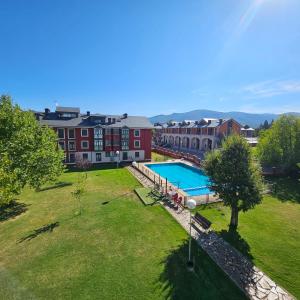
xmin=1 ymin=0 xmax=300 ymax=116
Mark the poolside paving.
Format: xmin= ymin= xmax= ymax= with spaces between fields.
xmin=127 ymin=165 xmax=295 ymax=300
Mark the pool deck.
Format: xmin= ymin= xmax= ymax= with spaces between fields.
xmin=136 ymin=159 xmax=220 ymax=204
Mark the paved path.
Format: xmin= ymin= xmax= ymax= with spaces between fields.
xmin=127 ymin=166 xmax=294 ymax=300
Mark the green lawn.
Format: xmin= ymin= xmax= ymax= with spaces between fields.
xmin=197 ymin=176 xmax=300 ymax=299
xmin=151 ymin=151 xmax=173 ymax=162
xmin=0 ymin=166 xmax=245 ymax=300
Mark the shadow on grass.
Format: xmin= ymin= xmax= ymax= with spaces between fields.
xmin=157 ymin=239 xmax=246 ymax=300
xmin=66 ymin=163 xmax=126 ymax=173
xmin=18 ymin=222 xmax=59 ymax=243
xmin=217 ymin=229 xmax=253 ymax=261
xmin=265 ymin=176 xmax=300 ymax=204
xmin=0 ymin=201 xmax=29 ymax=222
xmin=38 ymin=181 xmax=72 ymax=192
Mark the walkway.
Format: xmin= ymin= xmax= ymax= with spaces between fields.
xmin=127 ymin=166 xmax=294 ymax=300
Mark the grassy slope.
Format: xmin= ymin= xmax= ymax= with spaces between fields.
xmin=0 ymin=167 xmax=245 ymax=300
xmin=198 ymin=177 xmax=300 ymax=299
xmin=151 ymin=152 xmax=173 ymax=162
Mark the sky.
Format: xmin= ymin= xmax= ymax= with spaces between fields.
xmin=1 ymin=0 xmax=300 ymax=116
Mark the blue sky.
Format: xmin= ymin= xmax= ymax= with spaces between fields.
xmin=1 ymin=0 xmax=300 ymax=116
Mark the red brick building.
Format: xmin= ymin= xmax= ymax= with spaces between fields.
xmin=35 ymin=107 xmax=153 ymax=164
xmin=155 ymin=118 xmax=242 ymax=151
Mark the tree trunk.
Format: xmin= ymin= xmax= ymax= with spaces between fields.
xmin=229 ymin=205 xmax=239 ymax=231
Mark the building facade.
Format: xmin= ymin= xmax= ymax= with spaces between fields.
xmin=35 ymin=107 xmax=153 ymax=164
xmin=155 ymin=118 xmax=242 ymax=152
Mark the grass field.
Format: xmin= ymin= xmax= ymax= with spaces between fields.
xmin=0 ymin=166 xmax=245 ymax=300
xmin=197 ymin=176 xmax=300 ymax=298
xmin=151 ymin=151 xmax=173 ymax=162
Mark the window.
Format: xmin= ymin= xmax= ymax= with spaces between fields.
xmin=105 ymin=139 xmax=111 ymax=146
xmin=82 ymin=153 xmax=88 ymax=160
xmin=58 ymin=141 xmax=65 ymax=150
xmin=134 ymin=129 xmax=140 ymax=137
xmin=57 ymin=128 xmax=64 ymax=139
xmin=135 ymin=151 xmax=140 ymax=158
xmin=68 ymin=128 xmax=75 ymax=139
xmin=81 ymin=141 xmax=89 ymax=149
xmin=121 ymin=140 xmax=129 ymax=150
xmin=105 ymin=128 xmax=112 ymax=135
xmin=105 ymin=151 xmax=110 ymax=157
xmin=96 ymin=153 xmax=102 ymax=162
xmin=122 ymin=152 xmax=128 ymax=160
xmin=94 ymin=140 xmax=103 ymax=151
xmin=81 ymin=128 xmax=88 ymax=137
xmin=121 ymin=128 xmax=129 ymax=138
xmin=68 ymin=141 xmax=76 ymax=151
xmin=61 ymin=113 xmax=77 ymax=118
xmin=112 ymin=128 xmax=119 ymax=135
xmin=94 ymin=127 xmax=103 ymax=138
xmin=69 ymin=153 xmax=75 ymax=163
xmin=134 ymin=140 xmax=140 ymax=148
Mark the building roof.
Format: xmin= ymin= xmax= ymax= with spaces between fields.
xmin=56 ymin=106 xmax=80 ymax=113
xmin=36 ymin=109 xmax=153 ymax=129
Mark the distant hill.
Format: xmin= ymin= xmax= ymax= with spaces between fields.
xmin=149 ymin=109 xmax=300 ymax=128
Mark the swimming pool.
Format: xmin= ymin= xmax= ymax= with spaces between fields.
xmin=145 ymin=162 xmax=212 ymax=196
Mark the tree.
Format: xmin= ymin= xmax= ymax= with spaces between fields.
xmin=71 ymin=173 xmax=87 ymax=216
xmin=203 ymin=135 xmax=263 ymax=230
xmin=75 ymin=156 xmax=92 ymax=179
xmin=257 ymin=115 xmax=300 ymax=172
xmin=0 ymin=95 xmax=65 ymax=206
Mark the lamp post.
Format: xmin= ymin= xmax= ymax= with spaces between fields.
xmin=186 ymin=198 xmax=197 ymax=271
xmin=116 ymin=151 xmax=120 ymax=168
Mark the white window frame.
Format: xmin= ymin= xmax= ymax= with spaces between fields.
xmin=82 ymin=153 xmax=89 ymax=160
xmin=81 ymin=128 xmax=89 ymax=137
xmin=81 ymin=140 xmax=89 ymax=149
xmin=57 ymin=128 xmax=65 ymax=139
xmin=134 ymin=129 xmax=140 ymax=137
xmin=94 ymin=140 xmax=103 ymax=151
xmin=68 ymin=128 xmax=75 ymax=139
xmin=96 ymin=152 xmax=102 ymax=162
xmin=134 ymin=140 xmax=140 ymax=148
xmin=68 ymin=141 xmax=76 ymax=151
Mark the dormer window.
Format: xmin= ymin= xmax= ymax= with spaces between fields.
xmin=61 ymin=113 xmax=77 ymax=118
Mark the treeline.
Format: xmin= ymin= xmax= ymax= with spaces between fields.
xmin=257 ymin=115 xmax=300 ymax=173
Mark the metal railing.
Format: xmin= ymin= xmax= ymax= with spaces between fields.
xmin=133 ymin=162 xmax=220 ymax=206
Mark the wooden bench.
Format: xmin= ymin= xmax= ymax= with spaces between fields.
xmin=192 ymin=212 xmax=211 ymax=230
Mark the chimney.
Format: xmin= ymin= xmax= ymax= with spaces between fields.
xmin=219 ymin=118 xmax=223 ymax=124
xmin=207 ymin=120 xmax=211 ymax=125
xmin=122 ymin=113 xmax=128 ymax=119
xmin=45 ymin=108 xmax=50 ymax=115
xmin=87 ymin=111 xmax=90 ymax=116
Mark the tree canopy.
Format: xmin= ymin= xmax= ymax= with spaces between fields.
xmin=204 ymin=135 xmax=263 ymax=230
xmin=0 ymin=95 xmax=64 ymax=206
xmin=257 ymin=115 xmax=300 ymax=172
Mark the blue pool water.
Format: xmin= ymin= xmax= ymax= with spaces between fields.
xmin=145 ymin=162 xmax=212 ymax=196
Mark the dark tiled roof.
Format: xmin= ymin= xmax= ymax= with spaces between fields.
xmin=37 ymin=112 xmax=153 ymax=129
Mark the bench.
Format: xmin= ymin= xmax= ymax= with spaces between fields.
xmin=192 ymin=212 xmax=211 ymax=230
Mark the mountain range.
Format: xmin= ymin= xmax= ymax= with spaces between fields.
xmin=149 ymin=109 xmax=300 ymax=128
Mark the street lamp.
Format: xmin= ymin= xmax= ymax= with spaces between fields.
xmin=186 ymin=198 xmax=197 ymax=271
xmin=116 ymin=151 xmax=120 ymax=168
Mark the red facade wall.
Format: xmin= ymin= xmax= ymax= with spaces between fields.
xmin=75 ymin=128 xmax=94 ymax=152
